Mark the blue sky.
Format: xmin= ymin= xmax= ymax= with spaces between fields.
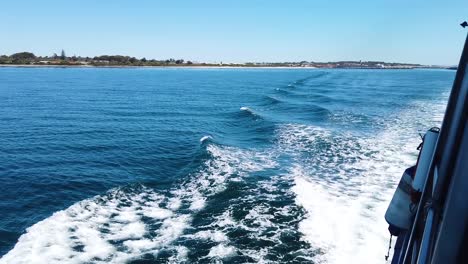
xmin=1 ymin=0 xmax=467 ymax=65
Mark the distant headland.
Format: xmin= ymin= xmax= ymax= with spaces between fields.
xmin=0 ymin=51 xmax=453 ymax=69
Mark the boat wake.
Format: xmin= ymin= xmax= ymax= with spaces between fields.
xmin=1 ymin=72 xmax=451 ymax=263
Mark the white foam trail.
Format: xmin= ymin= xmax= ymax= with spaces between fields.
xmin=0 ymin=187 xmax=189 ymax=264
xmin=292 ymin=166 xmax=392 ymax=263
xmin=173 ymin=144 xmax=277 ymax=211
xmin=193 ymin=172 xmax=309 ymax=262
xmin=207 ymin=244 xmax=237 ymax=259
xmin=167 ymin=246 xmax=189 ymax=263
xmin=282 ymin=94 xmax=449 ymax=263
xmin=190 ymin=230 xmax=229 ymax=243
xmin=2 ymin=144 xmax=276 ymax=263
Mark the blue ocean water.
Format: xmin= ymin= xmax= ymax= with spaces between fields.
xmin=0 ymin=67 xmax=454 ymax=263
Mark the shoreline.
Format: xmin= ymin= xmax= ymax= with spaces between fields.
xmin=0 ymin=64 xmax=449 ymax=70
xmin=0 ymin=64 xmax=314 ymax=69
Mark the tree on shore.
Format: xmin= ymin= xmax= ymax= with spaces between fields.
xmin=60 ymin=50 xmax=66 ymax=60
xmin=0 ymin=55 xmax=9 ymax=64
xmin=10 ymin=52 xmax=36 ymax=64
xmin=11 ymin=52 xmax=36 ymax=60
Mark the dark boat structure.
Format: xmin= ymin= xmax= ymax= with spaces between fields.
xmin=384 ymin=30 xmax=468 ymax=263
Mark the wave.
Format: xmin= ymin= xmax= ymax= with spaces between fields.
xmin=286 ymin=72 xmax=329 ymax=88
xmin=237 ymin=106 xmax=264 ymax=121
xmin=199 ymin=135 xmax=212 ymax=144
xmin=222 ymin=107 xmax=277 ymax=146
xmin=261 ymin=95 xmax=331 ymax=119
xmin=261 ymin=88 xmax=333 ymax=120
xmin=274 ymin=87 xmax=327 ymax=101
xmin=270 ymin=103 xmax=331 ymax=122
xmin=260 ymin=95 xmax=282 ymax=106
xmin=240 ymin=106 xmax=254 ymax=114
xmin=306 ymin=93 xmax=334 ymax=104
xmin=274 ymin=88 xmax=293 ymax=96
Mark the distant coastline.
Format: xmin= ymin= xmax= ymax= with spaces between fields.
xmin=0 ymin=51 xmax=454 ymax=69
xmin=0 ymin=64 xmax=454 ymax=70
